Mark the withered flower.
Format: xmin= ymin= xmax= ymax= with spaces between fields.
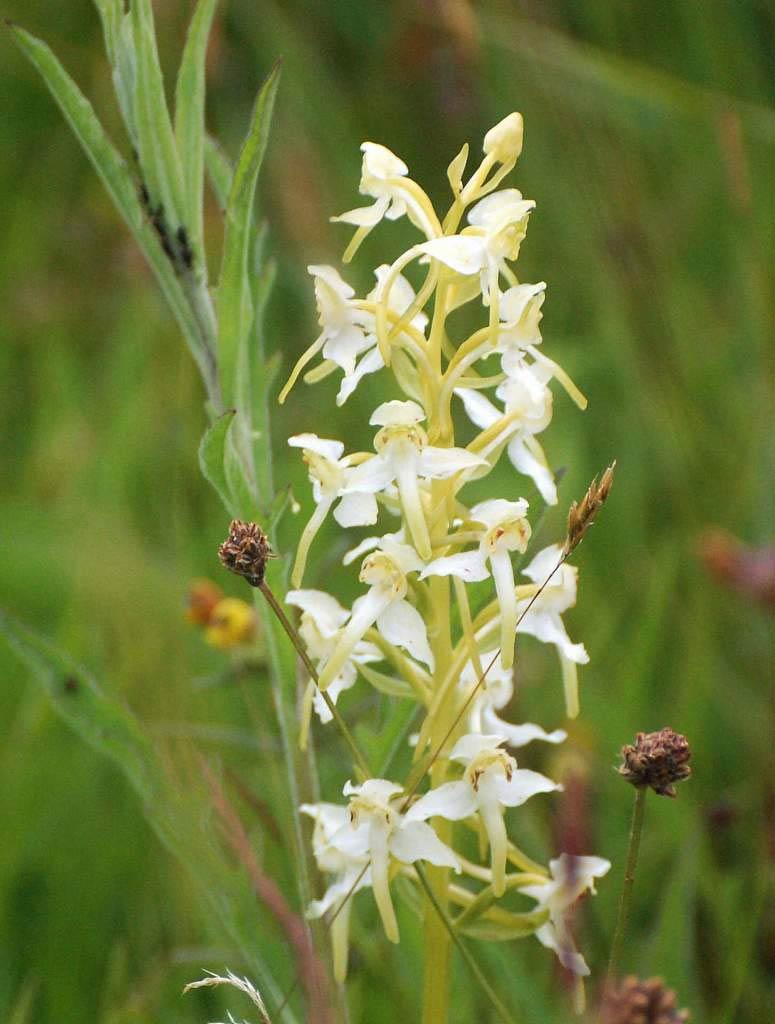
xmin=218 ymin=520 xmax=273 ymax=588
xmin=618 ymin=728 xmax=691 ymax=798
xmin=601 ymin=975 xmax=690 ymax=1024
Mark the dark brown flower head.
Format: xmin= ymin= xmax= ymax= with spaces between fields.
xmin=618 ymin=728 xmax=691 ymax=798
xmin=218 ymin=519 xmax=272 ymax=588
xmin=601 ymin=976 xmax=690 ymax=1024
xmin=564 ymin=461 xmax=616 ymax=555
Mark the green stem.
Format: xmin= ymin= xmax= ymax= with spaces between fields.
xmin=415 ymin=864 xmax=518 ymax=1024
xmin=258 ymin=580 xmax=372 ymax=780
xmin=606 ymin=786 xmax=647 ymax=985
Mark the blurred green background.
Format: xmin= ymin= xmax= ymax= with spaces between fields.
xmin=1 ymin=1 xmax=773 ymax=1021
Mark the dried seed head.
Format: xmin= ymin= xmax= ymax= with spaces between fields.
xmin=564 ymin=461 xmax=616 ymax=555
xmin=602 ymin=976 xmax=690 ymax=1024
xmin=218 ymin=519 xmax=273 ymax=588
xmin=618 ymin=728 xmax=692 ymax=798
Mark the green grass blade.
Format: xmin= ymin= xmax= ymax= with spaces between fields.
xmin=0 ymin=609 xmax=298 ymax=1021
xmin=199 ymin=408 xmax=237 ymax=514
xmin=92 ymin=0 xmax=122 ymax=65
xmin=205 ymin=133 xmax=234 ymax=208
xmin=8 ymin=24 xmax=217 ymax=401
xmin=217 ymin=61 xmax=281 ymax=409
xmin=174 ymin=0 xmax=219 ymax=258
xmin=130 ymin=0 xmax=187 ymax=231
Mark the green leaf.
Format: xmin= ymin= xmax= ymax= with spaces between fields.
xmin=9 ymin=24 xmax=217 ymax=401
xmin=198 ymin=408 xmax=237 ymax=513
xmin=0 ymin=609 xmax=297 ymax=1021
xmin=217 ymin=61 xmax=281 ymax=409
xmin=174 ymin=0 xmax=219 ymax=257
xmin=130 ymin=0 xmax=187 ymax=231
xmin=205 ymin=133 xmax=234 ymax=208
xmin=93 ymin=0 xmax=122 ymax=65
xmin=457 ymin=907 xmax=548 ymax=942
xmin=357 ymin=662 xmax=415 ymax=699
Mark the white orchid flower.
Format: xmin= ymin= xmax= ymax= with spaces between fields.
xmin=279 ymin=265 xmax=375 ymax=402
xmin=332 ymin=143 xmax=440 ymax=260
xmin=520 ymin=853 xmax=610 ymax=976
xmin=328 ymin=778 xmax=460 ymax=943
xmin=407 ymin=734 xmax=561 ymax=896
xmin=455 ymin=384 xmax=556 ymax=505
xmin=421 ymin=498 xmax=531 ymax=668
xmin=317 ymin=533 xmax=432 ymax=691
xmin=286 ymin=589 xmax=381 ymax=722
xmin=287 ymin=433 xmax=382 ymax=587
xmin=344 ymin=400 xmax=486 ymax=559
xmin=459 ymin=654 xmax=567 ymax=748
xmin=300 ymin=801 xmax=372 ymax=982
xmin=417 ymin=189 xmax=535 ymax=310
xmin=517 ymin=544 xmax=589 ymax=718
xmin=337 ymin=265 xmax=429 ymax=406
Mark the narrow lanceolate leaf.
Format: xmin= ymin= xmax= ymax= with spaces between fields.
xmin=218 ymin=62 xmax=281 ymax=409
xmin=9 ymin=25 xmax=217 ymax=401
xmin=130 ymin=0 xmax=187 ymax=233
xmin=205 ymin=134 xmax=234 ymax=209
xmin=199 ymin=408 xmax=237 ymax=513
xmin=0 ymin=608 xmax=158 ymax=800
xmin=174 ymin=0 xmax=219 ymax=258
xmin=93 ymin=0 xmax=123 ymax=66
xmin=0 ymin=610 xmax=297 ymax=1022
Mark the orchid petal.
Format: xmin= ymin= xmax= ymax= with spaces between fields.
xmin=420 ymin=550 xmax=489 ymax=583
xmin=495 ymin=768 xmax=561 ymax=808
xmin=334 ymin=491 xmax=379 ymax=528
xmin=377 ymin=598 xmax=434 ymax=670
xmin=406 ymin=780 xmax=478 ymax=822
xmin=390 ymin=821 xmax=461 ymax=870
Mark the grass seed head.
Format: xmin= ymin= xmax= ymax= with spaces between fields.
xmin=564 ymin=461 xmax=616 ymax=555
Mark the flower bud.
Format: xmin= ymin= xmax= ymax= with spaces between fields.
xmin=483 ymin=112 xmax=524 ymax=163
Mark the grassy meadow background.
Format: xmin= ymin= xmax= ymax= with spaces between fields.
xmin=1 ymin=1 xmax=773 ymax=1021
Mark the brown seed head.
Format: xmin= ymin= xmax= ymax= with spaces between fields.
xmin=564 ymin=461 xmax=616 ymax=555
xmin=218 ymin=519 xmax=272 ymax=588
xmin=601 ymin=976 xmax=690 ymax=1024
xmin=618 ymin=727 xmax=692 ymax=798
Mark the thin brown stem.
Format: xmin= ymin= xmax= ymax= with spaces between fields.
xmin=258 ymin=580 xmax=372 ymax=780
